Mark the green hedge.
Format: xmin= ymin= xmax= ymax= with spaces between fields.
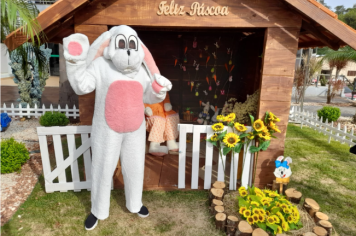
xmin=1 ymin=138 xmax=30 ymax=174
xmin=317 ymin=106 xmax=341 ymax=122
xmin=39 ymin=111 xmax=69 ymax=127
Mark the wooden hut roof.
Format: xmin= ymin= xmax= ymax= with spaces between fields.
xmin=4 ymin=0 xmax=356 ymax=51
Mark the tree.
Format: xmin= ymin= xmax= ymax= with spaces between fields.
xmin=335 ymin=5 xmax=346 ymax=15
xmin=319 ymin=0 xmax=331 ymax=9
xmin=339 ymin=8 xmax=356 ymax=29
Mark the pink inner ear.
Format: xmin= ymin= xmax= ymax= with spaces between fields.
xmin=141 ymin=44 xmax=160 ymax=76
xmin=93 ymin=39 xmax=110 ymax=61
xmin=68 ymin=42 xmax=83 ymax=56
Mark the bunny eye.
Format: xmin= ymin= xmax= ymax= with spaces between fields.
xmin=128 ymin=35 xmax=138 ymax=51
xmin=115 ymin=34 xmax=126 ymax=49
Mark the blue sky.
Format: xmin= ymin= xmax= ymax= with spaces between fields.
xmin=326 ymin=0 xmax=355 ymax=10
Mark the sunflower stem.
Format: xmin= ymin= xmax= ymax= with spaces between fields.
xmin=252 ymin=151 xmax=259 ymax=186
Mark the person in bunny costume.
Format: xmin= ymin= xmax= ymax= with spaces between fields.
xmin=63 ymin=25 xmax=172 ymax=230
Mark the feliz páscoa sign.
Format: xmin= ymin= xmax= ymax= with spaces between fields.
xmin=157 ymin=1 xmax=229 ymax=16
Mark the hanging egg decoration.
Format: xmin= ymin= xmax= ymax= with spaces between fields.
xmin=214 ymin=94 xmax=217 ymax=99
xmin=211 ymin=67 xmax=215 ymax=73
xmin=191 ymin=81 xmax=194 ymax=86
xmin=229 ymin=76 xmax=233 ymax=82
xmin=220 ymin=90 xmax=225 ymax=95
xmin=209 ymin=85 xmax=212 ymax=91
xmin=193 ymin=37 xmax=197 ymax=48
xmin=195 ymin=64 xmax=199 ymax=71
xmin=182 ymin=66 xmax=186 ymax=71
xmin=195 ymin=91 xmax=199 ymax=96
xmin=229 ymin=60 xmax=232 ymax=65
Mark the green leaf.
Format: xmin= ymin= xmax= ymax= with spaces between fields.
xmin=256 ymin=222 xmax=267 ymax=231
xmin=249 ymin=145 xmax=261 ymax=153
xmin=271 ymin=135 xmax=277 ymax=139
xmin=266 ymin=223 xmax=278 ymax=232
xmin=234 ymin=143 xmax=243 ymax=153
xmin=238 ymin=197 xmax=249 ymax=207
xmin=271 ymin=207 xmax=280 ymax=215
xmin=249 ymin=114 xmax=255 ymax=127
xmin=218 ymin=130 xmax=227 ymax=139
xmin=289 ymin=223 xmax=297 ymax=230
xmin=249 ymin=195 xmax=262 ymax=203
xmin=264 ymin=111 xmax=269 ymax=124
xmin=239 ymin=133 xmax=249 ymax=138
xmin=223 ymin=147 xmax=232 ymax=155
xmin=260 ymin=141 xmax=270 ymax=151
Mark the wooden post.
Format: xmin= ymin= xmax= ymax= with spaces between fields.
xmin=236 ymin=221 xmax=253 ymax=236
xmin=226 ymin=215 xmax=239 ymax=235
xmin=285 ymin=188 xmax=302 ymax=204
xmin=210 ymin=199 xmax=223 ymax=214
xmin=74 ymin=24 xmax=108 ymax=125
xmin=209 ymin=188 xmax=224 ymax=204
xmin=213 ymin=205 xmax=224 ymax=216
xmin=212 ymin=181 xmax=226 ymax=190
xmin=215 ymin=213 xmax=226 ymax=231
xmin=252 ymin=228 xmax=268 ymax=236
xmin=317 ymin=220 xmax=332 ymax=236
xmin=314 ymin=212 xmax=329 ymax=223
xmin=304 ymin=198 xmax=320 ymax=218
xmin=272 ymin=180 xmax=287 ymax=194
xmin=256 ymin=26 xmax=301 ymax=188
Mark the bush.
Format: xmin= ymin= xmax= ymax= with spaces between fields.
xmin=317 ymin=106 xmax=341 ymax=122
xmin=1 ymin=138 xmax=30 ymax=174
xmin=320 ymin=75 xmax=327 ymax=86
xmin=39 ymin=111 xmax=69 ymax=127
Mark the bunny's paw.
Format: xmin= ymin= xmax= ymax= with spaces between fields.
xmin=63 ymin=34 xmax=90 ymax=62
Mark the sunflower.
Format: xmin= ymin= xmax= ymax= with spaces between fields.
xmin=280 ymin=203 xmax=288 ymax=209
xmin=238 ymin=186 xmax=246 ymax=192
xmin=240 ymin=190 xmax=248 ymax=197
xmin=259 ymin=209 xmax=266 ymax=216
xmin=225 ymin=113 xmax=236 ymax=122
xmin=283 ymin=208 xmax=291 ymax=214
xmin=239 ymin=206 xmax=247 ymax=215
xmin=262 ymin=201 xmax=270 ymax=207
xmin=272 ymin=215 xmax=280 ymax=224
xmin=247 ymin=216 xmax=254 ymax=225
xmin=276 ymin=212 xmax=285 ymax=222
xmin=259 ymin=133 xmax=271 ymax=141
xmin=266 ymin=216 xmax=275 ymax=224
xmin=212 ymin=123 xmax=224 ymax=132
xmin=258 ymin=214 xmax=265 ymax=222
xmin=210 ymin=134 xmax=218 ymax=142
xmin=254 ymin=187 xmax=262 ymax=194
xmin=256 ymin=192 xmax=265 ymax=198
xmin=269 ymin=112 xmax=280 ymax=122
xmin=243 ymin=210 xmax=252 ymax=218
xmin=234 ymin=122 xmax=247 ymax=132
xmin=216 ymin=115 xmax=225 ymax=122
xmin=287 ymin=215 xmax=294 ymax=223
xmin=252 ymin=214 xmax=259 ymax=222
xmin=252 ymin=208 xmax=260 ymax=215
xmin=261 ymin=197 xmax=269 ymax=203
xmin=266 ymin=211 xmax=270 ymax=216
xmin=276 ymin=226 xmax=283 ymax=234
xmin=250 ymin=201 xmax=260 ymax=207
xmin=253 ymin=119 xmax=265 ymax=132
xmin=269 ymin=192 xmax=279 ymax=198
xmin=223 ymin=133 xmax=240 ymax=148
xmin=282 ymin=221 xmax=289 ymax=231
xmin=270 ymin=124 xmax=281 ymax=133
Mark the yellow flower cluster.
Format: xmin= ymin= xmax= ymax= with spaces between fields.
xmin=237 ymin=186 xmax=302 ymax=234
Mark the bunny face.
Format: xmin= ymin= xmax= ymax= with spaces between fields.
xmin=104 ymin=25 xmax=144 ymax=75
xmin=273 ymin=156 xmax=292 ymax=179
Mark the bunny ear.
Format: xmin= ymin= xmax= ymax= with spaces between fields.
xmin=86 ymin=31 xmax=112 ymax=66
xmin=141 ymin=41 xmax=160 ymax=80
xmin=284 ymin=157 xmax=293 ymax=165
xmin=276 ymin=156 xmax=284 ymax=162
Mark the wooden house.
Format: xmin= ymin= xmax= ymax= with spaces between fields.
xmin=5 ymin=0 xmax=356 ymax=189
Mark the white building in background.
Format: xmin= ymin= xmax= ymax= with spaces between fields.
xmin=321 ymin=60 xmax=356 ymax=83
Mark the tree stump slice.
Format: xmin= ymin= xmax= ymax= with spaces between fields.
xmin=214 ymin=205 xmax=224 ymax=216
xmin=212 ymin=181 xmax=226 ymax=189
xmin=209 ymin=188 xmax=224 ymax=204
xmin=314 ymin=212 xmax=329 ymax=223
xmin=272 ymin=180 xmax=288 ymax=194
xmin=304 ymin=198 xmax=320 ymax=218
xmin=317 ymin=220 xmax=332 ymax=236
xmin=236 ymin=221 xmax=253 ymax=236
xmin=215 ymin=212 xmax=226 ymax=231
xmin=210 ymin=199 xmax=223 ymax=214
xmin=303 ymin=233 xmax=317 ymax=236
xmin=226 ymin=215 xmax=238 ymax=235
xmin=285 ymin=188 xmax=302 ymax=204
xmin=276 ymin=234 xmax=288 ymax=236
xmin=313 ymin=226 xmax=328 ymax=236
xmin=252 ymin=228 xmax=268 ymax=236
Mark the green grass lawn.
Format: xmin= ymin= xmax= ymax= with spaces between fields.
xmin=2 ymin=124 xmax=356 ymax=235
xmin=285 ymin=124 xmax=356 ymax=236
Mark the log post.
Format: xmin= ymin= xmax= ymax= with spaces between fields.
xmin=213 ymin=181 xmax=226 ymax=189
xmin=226 ymin=215 xmax=238 ymax=235
xmin=209 ymin=188 xmax=224 ymax=204
xmin=214 ymin=205 xmax=224 ymax=216
xmin=303 ymin=233 xmax=317 ymax=236
xmin=285 ymin=188 xmax=302 ymax=204
xmin=210 ymin=199 xmax=223 ymax=214
xmin=215 ymin=212 xmax=226 ymax=231
xmin=252 ymin=228 xmax=268 ymax=236
xmin=312 ymin=226 xmax=328 ymax=236
xmin=304 ymin=198 xmax=320 ymax=218
xmin=236 ymin=221 xmax=253 ymax=236
xmin=314 ymin=212 xmax=329 ymax=224
xmin=317 ymin=220 xmax=332 ymax=236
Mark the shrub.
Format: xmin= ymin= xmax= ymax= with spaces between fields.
xmin=1 ymin=138 xmax=30 ymax=174
xmin=317 ymin=106 xmax=341 ymax=122
xmin=39 ymin=111 xmax=69 ymax=127
xmin=320 ymin=75 xmax=327 ymax=86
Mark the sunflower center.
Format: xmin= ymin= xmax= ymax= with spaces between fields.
xmin=228 ymin=137 xmax=236 ymax=143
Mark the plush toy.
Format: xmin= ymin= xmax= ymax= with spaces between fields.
xmin=144 ymin=93 xmax=179 ymax=156
xmin=197 ymin=101 xmax=214 ymax=125
xmin=63 ymin=25 xmax=172 ymax=230
xmin=210 ymin=107 xmax=222 ymax=124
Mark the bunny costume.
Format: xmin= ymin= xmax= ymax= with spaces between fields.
xmin=63 ymin=25 xmax=172 ymax=220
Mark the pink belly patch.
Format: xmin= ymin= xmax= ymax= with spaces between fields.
xmin=105 ymin=80 xmax=144 ymax=133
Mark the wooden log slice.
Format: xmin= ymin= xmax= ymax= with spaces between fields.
xmin=304 ymin=198 xmax=320 ymax=218
xmin=210 ymin=199 xmax=223 ymax=214
xmin=212 ymin=181 xmax=226 ymax=189
xmin=317 ymin=220 xmax=332 ymax=236
xmin=285 ymin=188 xmax=302 ymax=204
xmin=314 ymin=212 xmax=329 ymax=223
xmin=236 ymin=221 xmax=253 ymax=236
xmin=303 ymin=233 xmax=317 ymax=236
xmin=214 ymin=205 xmax=224 ymax=216
xmin=252 ymin=228 xmax=268 ymax=236
xmin=313 ymin=226 xmax=328 ymax=236
xmin=226 ymin=215 xmax=238 ymax=235
xmin=209 ymin=188 xmax=224 ymax=204
xmin=276 ymin=234 xmax=288 ymax=236
xmin=215 ymin=212 xmax=226 ymax=231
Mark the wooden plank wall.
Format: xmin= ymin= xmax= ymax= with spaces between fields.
xmin=255 ymin=27 xmax=300 ymax=187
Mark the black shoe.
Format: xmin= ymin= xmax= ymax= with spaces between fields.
xmin=137 ymin=206 xmax=149 ymax=218
xmin=85 ymin=213 xmax=98 ymax=230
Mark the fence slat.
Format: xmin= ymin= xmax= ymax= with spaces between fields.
xmin=52 ymin=134 xmax=67 ymax=191
xmin=191 ymin=125 xmax=202 ymax=189
xmin=229 ymin=150 xmax=239 ymax=190
xmin=67 ymin=134 xmax=81 ymax=192
xmin=38 ymin=135 xmax=53 ymax=192
xmin=217 ymin=141 xmax=227 ymax=182
xmin=178 ymin=124 xmax=188 ymax=189
xmin=204 ymin=126 xmax=214 ymax=189
xmin=81 ymin=133 xmax=92 ymax=188
xmin=241 ymin=139 xmax=253 ymax=188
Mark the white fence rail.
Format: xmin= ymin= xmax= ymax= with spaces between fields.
xmin=290 ymin=106 xmax=356 ymax=146
xmin=178 ymin=124 xmax=254 ymax=190
xmin=1 ymin=103 xmax=79 ymax=118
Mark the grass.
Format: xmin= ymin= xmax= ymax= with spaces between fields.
xmin=285 ymin=124 xmax=356 ymax=236
xmin=2 ymin=124 xmax=356 ymax=235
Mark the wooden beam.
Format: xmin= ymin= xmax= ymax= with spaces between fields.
xmin=301 ymin=20 xmax=339 ymax=50
xmin=283 ymin=0 xmax=356 ymax=50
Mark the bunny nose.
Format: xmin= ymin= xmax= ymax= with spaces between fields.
xmin=281 ymin=171 xmax=284 ymax=175
xmin=127 ymin=50 xmax=130 ymax=56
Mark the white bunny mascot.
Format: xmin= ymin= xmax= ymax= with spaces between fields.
xmin=63 ymin=25 xmax=172 ymax=230
xmin=274 ymin=156 xmax=292 ymax=179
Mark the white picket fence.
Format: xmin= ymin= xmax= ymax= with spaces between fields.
xmin=178 ymin=124 xmax=254 ymax=190
xmin=290 ymin=106 xmax=356 ymax=146
xmin=38 ymin=124 xmax=254 ymax=193
xmin=1 ymin=103 xmax=79 ymax=118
